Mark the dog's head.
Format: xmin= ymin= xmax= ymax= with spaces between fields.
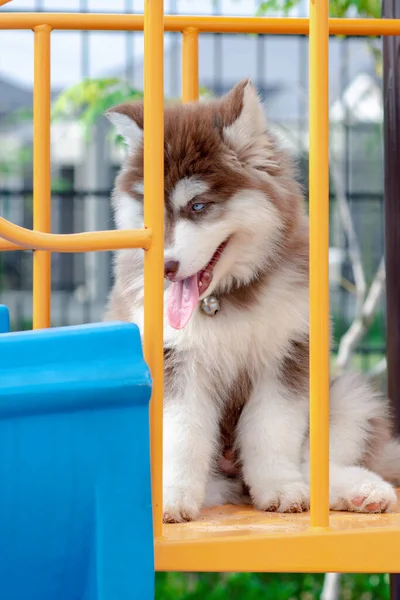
xmin=107 ymin=79 xmax=303 ymax=329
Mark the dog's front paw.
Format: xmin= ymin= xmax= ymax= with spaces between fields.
xmin=252 ymin=480 xmax=310 ymax=513
xmin=163 ymin=487 xmax=201 ymax=523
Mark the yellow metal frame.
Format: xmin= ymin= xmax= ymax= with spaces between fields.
xmin=1 ymin=2 xmax=400 ymax=573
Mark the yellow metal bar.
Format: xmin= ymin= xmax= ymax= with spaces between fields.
xmin=0 ymin=0 xmax=12 ymax=6
xmin=155 ymin=523 xmax=400 ymax=573
xmin=33 ymin=24 xmax=52 ymax=330
xmin=2 ymin=14 xmax=400 ymax=36
xmin=0 ymin=13 xmax=302 ymax=31
xmin=143 ymin=0 xmax=164 ymax=539
xmin=0 ymin=240 xmax=26 ymax=251
xmin=0 ymin=220 xmax=152 ymax=252
xmin=182 ymin=27 xmax=199 ymax=102
xmin=309 ymin=0 xmax=330 ymax=527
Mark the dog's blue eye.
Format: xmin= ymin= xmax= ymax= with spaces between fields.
xmin=192 ymin=202 xmax=206 ymax=212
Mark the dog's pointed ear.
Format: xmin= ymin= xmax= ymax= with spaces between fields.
xmin=219 ymin=79 xmax=267 ymax=150
xmin=105 ymin=102 xmax=144 ymax=152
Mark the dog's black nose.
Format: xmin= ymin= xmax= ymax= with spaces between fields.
xmin=164 ymin=260 xmax=180 ymax=280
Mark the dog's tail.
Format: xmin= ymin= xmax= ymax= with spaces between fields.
xmin=371 ymin=438 xmax=400 ymax=485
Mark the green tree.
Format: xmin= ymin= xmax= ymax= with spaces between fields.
xmin=255 ymin=0 xmax=380 ymax=17
xmin=51 ymin=77 xmax=144 ymax=141
xmin=254 ymin=0 xmax=383 ymax=75
xmin=51 ymin=77 xmax=212 ymax=141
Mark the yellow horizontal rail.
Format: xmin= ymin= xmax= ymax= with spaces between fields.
xmin=155 ymin=525 xmax=400 ymax=573
xmin=0 ymin=240 xmax=26 ymax=251
xmin=0 ymin=219 xmax=152 ymax=252
xmin=1 ymin=14 xmax=400 ymax=36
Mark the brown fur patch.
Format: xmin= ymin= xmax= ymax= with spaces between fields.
xmin=286 ymin=218 xmax=309 ymax=279
xmin=218 ymin=368 xmax=253 ymax=476
xmin=362 ymin=414 xmax=392 ymax=470
xmin=279 ymin=336 xmax=309 ymax=395
xmin=225 ymin=275 xmax=266 ymax=309
xmin=210 ymin=213 xmax=308 ymax=312
xmin=163 ymin=346 xmax=181 ymax=399
xmin=163 ymin=346 xmax=253 ymax=479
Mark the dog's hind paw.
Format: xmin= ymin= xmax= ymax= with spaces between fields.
xmin=330 ymin=466 xmax=398 ymax=513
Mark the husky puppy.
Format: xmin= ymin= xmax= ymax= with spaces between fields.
xmin=104 ymin=80 xmax=400 ymax=523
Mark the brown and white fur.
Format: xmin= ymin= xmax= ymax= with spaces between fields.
xmin=104 ymin=79 xmax=400 ymax=523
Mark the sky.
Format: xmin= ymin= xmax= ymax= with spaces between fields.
xmin=0 ymin=0 xmax=307 ymax=89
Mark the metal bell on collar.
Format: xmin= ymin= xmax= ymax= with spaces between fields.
xmin=200 ymin=295 xmax=220 ymax=317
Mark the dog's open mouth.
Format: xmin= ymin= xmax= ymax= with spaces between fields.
xmin=198 ymin=239 xmax=228 ymax=296
xmin=167 ymin=239 xmax=228 ymax=330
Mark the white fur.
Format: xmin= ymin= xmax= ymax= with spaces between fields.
xmin=223 ymin=82 xmax=267 ymax=153
xmin=223 ymin=82 xmax=280 ymax=174
xmin=370 ymin=439 xmax=400 ymax=485
xmin=328 ymin=465 xmax=396 ymax=512
xmin=113 ymin=192 xmax=143 ymax=230
xmin=106 ymin=112 xmax=143 ymax=151
xmin=300 ymin=373 xmax=396 ymax=513
xmin=161 ymin=262 xmax=311 ymax=519
xmin=238 ymin=376 xmax=310 ymax=512
xmin=203 ymin=474 xmax=250 ymax=507
xmin=163 ymin=368 xmax=220 ymax=522
xmin=171 ymin=177 xmax=209 ymax=210
xmin=132 ymin=182 xmax=144 ymax=196
xmin=324 ymin=373 xmax=386 ymax=467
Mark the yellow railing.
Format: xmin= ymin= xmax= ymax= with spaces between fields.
xmin=309 ymin=0 xmax=330 ymax=530
xmin=143 ymin=0 xmax=165 ymax=537
xmin=1 ymin=1 xmax=400 ymax=573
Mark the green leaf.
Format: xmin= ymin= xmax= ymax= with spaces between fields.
xmin=51 ymin=77 xmax=144 ymax=140
xmin=254 ymin=0 xmax=381 ymax=18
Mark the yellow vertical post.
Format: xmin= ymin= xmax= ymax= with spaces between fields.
xmin=33 ymin=24 xmax=52 ymax=329
xmin=144 ymin=0 xmax=164 ymax=537
xmin=182 ymin=27 xmax=199 ymax=102
xmin=309 ymin=0 xmax=330 ymax=527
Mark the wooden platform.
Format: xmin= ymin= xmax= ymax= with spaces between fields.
xmin=155 ymin=489 xmax=400 ymax=573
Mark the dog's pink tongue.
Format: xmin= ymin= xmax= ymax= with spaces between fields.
xmin=167 ymin=275 xmax=199 ymax=330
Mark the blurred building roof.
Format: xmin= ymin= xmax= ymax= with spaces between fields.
xmin=0 ymin=76 xmax=32 ymax=117
xmin=0 ymin=74 xmax=61 ymax=120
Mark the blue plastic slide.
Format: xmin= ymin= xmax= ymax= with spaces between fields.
xmin=0 ymin=306 xmax=154 ymax=600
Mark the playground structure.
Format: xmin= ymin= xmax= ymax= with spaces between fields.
xmin=0 ymin=0 xmax=400 ymax=595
